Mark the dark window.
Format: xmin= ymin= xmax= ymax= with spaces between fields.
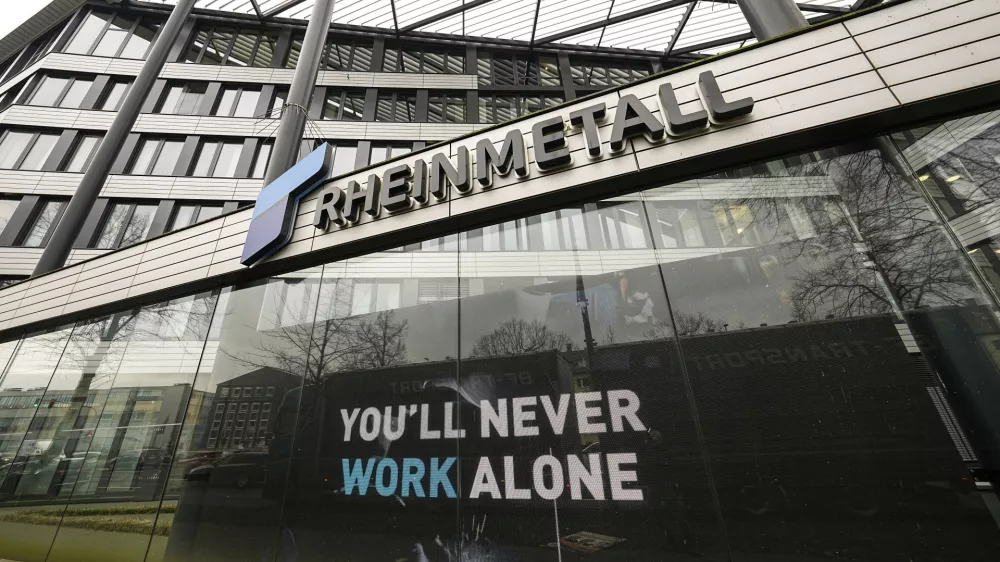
xmin=570 ymin=59 xmax=651 ymax=88
xmin=269 ymin=87 xmax=289 ymax=117
xmin=93 ymin=201 xmax=157 ymax=249
xmin=191 ymin=140 xmax=244 ymax=177
xmin=63 ymin=10 xmax=161 ymax=59
xmin=0 ymin=130 xmax=60 ymax=170
xmin=321 ymin=89 xmax=365 ymax=121
xmin=428 ymin=92 xmax=466 ymax=123
xmin=478 ymin=52 xmax=560 ymax=86
xmin=186 ymin=27 xmax=281 ymax=67
xmin=158 ymin=82 xmax=208 ymax=115
xmin=322 ymin=38 xmax=373 ymax=72
xmin=479 ymin=94 xmax=563 ymax=123
xmin=97 ymin=79 xmax=131 ymax=111
xmin=375 ymin=92 xmax=416 ymax=122
xmin=213 ymin=86 xmax=261 ymax=118
xmin=128 ymin=137 xmax=184 ymax=175
xmin=167 ymin=202 xmax=224 ymax=232
xmin=384 ymin=44 xmax=464 ymax=74
xmin=61 ymin=133 xmax=103 ymax=173
xmin=18 ymin=199 xmax=66 ymax=247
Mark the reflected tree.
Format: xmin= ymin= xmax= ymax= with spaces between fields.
xmin=470 ymin=318 xmax=571 ymax=357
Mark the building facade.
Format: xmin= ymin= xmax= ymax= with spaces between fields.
xmin=2 ymin=0 xmax=1000 ymax=560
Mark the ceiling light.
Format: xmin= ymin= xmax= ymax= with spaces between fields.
xmin=945 ymin=175 xmax=962 ymax=182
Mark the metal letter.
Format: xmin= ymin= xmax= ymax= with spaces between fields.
xmin=658 ymin=83 xmax=708 ymax=135
xmin=532 ymin=116 xmax=571 ymax=171
xmin=475 ymin=130 xmax=528 ymax=188
xmin=609 ymin=95 xmax=665 ymax=153
xmin=411 ymin=159 xmax=429 ymax=205
xmin=569 ymin=103 xmax=606 ymax=157
xmin=342 ymin=178 xmax=381 ymax=224
xmin=314 ymin=185 xmax=345 ymax=229
xmin=699 ymin=71 xmax=754 ymax=122
xmin=430 ymin=147 xmax=470 ymax=200
xmin=381 ymin=164 xmax=413 ymax=212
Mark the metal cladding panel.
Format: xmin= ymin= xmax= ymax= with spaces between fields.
xmin=2 ymin=0 xmax=1000 ymax=334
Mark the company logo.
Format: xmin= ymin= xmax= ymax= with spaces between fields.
xmin=311 ymin=71 xmax=752 ymax=231
xmin=241 ymin=143 xmax=331 ymax=266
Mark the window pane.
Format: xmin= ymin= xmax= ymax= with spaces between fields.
xmin=213 ymin=142 xmax=242 ymax=178
xmin=63 ymin=134 xmax=101 ymax=173
xmin=185 ymin=28 xmax=210 ymax=62
xmin=331 ymin=145 xmax=356 ymax=176
xmin=401 ymin=49 xmax=420 ymax=72
xmin=58 ymin=78 xmax=93 ymax=108
xmin=22 ymin=200 xmax=63 ymax=247
xmin=446 ymin=52 xmax=464 ymax=74
xmin=0 ymin=131 xmax=34 ymax=168
xmin=252 ymin=142 xmax=272 ymax=179
xmin=120 ymin=19 xmax=157 ymax=59
xmin=270 ymin=88 xmax=288 ymax=116
xmin=375 ymin=95 xmax=393 ymax=122
xmin=204 ymin=29 xmax=233 ymax=64
xmin=233 ymin=89 xmax=260 ymax=117
xmin=343 ymin=91 xmax=365 ymax=121
xmin=352 ymin=45 xmax=372 ymax=71
xmin=214 ymin=87 xmax=238 ymax=116
xmin=253 ymin=33 xmax=278 ymax=67
xmin=129 ymin=138 xmax=158 ymax=174
xmin=177 ymin=83 xmax=206 ymax=115
xmin=322 ymin=91 xmax=343 ymax=120
xmin=285 ymin=36 xmax=303 ymax=68
xmin=445 ymin=94 xmax=465 ymax=123
xmin=99 ymin=80 xmax=129 ymax=110
xmin=64 ymin=12 xmax=108 ymax=54
xmin=227 ymin=32 xmax=258 ymax=67
xmin=19 ymin=133 xmax=59 ymax=170
xmin=383 ymin=47 xmax=398 ymax=72
xmin=28 ymin=76 xmax=69 ymax=106
xmin=399 ymin=94 xmax=416 ymax=121
xmin=91 ymin=16 xmax=133 ymax=57
xmin=192 ymin=142 xmax=219 ymax=176
xmin=94 ymin=202 xmax=130 ymax=249
xmin=368 ymin=146 xmax=388 ymax=165
xmin=119 ymin=203 xmax=156 ymax=246
xmin=0 ymin=197 xmax=18 ymax=233
xmin=428 ymin=97 xmax=444 ymax=123
xmin=424 ymin=52 xmax=445 ymax=74
xmin=169 ymin=204 xmax=197 ymax=231
xmin=197 ymin=205 xmax=223 ymax=222
xmin=327 ymin=43 xmax=349 ymax=70
xmin=151 ymin=140 xmax=183 ymax=175
xmin=159 ymin=84 xmax=183 ymax=114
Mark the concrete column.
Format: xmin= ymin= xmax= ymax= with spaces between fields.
xmin=33 ymin=0 xmax=198 ymax=276
xmin=735 ymin=0 xmax=808 ymax=40
xmin=262 ymin=0 xmax=336 ymax=185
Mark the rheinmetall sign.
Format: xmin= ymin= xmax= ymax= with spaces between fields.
xmin=241 ymin=70 xmax=752 ymax=267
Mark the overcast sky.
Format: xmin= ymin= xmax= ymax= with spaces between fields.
xmin=0 ymin=1 xmax=49 ymax=41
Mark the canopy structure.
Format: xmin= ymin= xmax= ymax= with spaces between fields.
xmin=145 ymin=0 xmax=885 ymax=57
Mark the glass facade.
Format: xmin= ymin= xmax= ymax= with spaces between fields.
xmin=4 ymin=108 xmax=1000 ymax=560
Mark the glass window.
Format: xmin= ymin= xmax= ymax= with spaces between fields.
xmin=192 ymin=140 xmax=243 ymax=177
xmin=322 ymin=89 xmax=365 ymax=121
xmin=91 ymin=16 xmax=133 ymax=57
xmin=119 ymin=19 xmax=157 ymax=59
xmin=0 ymin=131 xmax=34 ymax=168
xmin=375 ymin=92 xmax=416 ymax=122
xmin=227 ymin=31 xmax=258 ymax=67
xmin=18 ymin=133 xmax=59 ymax=170
xmin=270 ymin=87 xmax=288 ymax=116
xmin=20 ymin=199 xmax=64 ymax=246
xmin=159 ymin=82 xmax=206 ymax=115
xmin=214 ymin=87 xmax=238 ymax=116
xmin=251 ymin=141 xmax=272 ymax=179
xmin=0 ymin=196 xmax=19 ymax=233
xmin=64 ymin=12 xmax=109 ymax=54
xmin=129 ymin=138 xmax=183 ymax=175
xmin=253 ymin=32 xmax=279 ymax=67
xmin=28 ymin=76 xmax=69 ymax=107
xmin=58 ymin=78 xmax=93 ymax=108
xmin=98 ymin=79 xmax=130 ymax=111
xmin=61 ymin=134 xmax=101 ymax=173
xmin=428 ymin=92 xmax=466 ymax=124
xmin=232 ymin=89 xmax=260 ymax=117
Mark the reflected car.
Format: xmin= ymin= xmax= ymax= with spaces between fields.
xmin=185 ymin=451 xmax=268 ymax=488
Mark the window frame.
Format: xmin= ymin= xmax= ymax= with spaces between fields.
xmin=96 ymin=78 xmax=132 ymax=111
xmin=375 ymin=91 xmax=417 ymax=122
xmin=383 ymin=44 xmax=465 ymax=74
xmin=63 ymin=10 xmax=161 ymax=59
xmin=157 ymin=81 xmax=208 ymax=115
xmin=59 ymin=133 xmax=103 ymax=173
xmin=478 ymin=93 xmax=564 ymax=123
xmin=321 ymin=37 xmax=374 ymax=72
xmin=27 ymin=74 xmax=95 ymax=109
xmin=478 ymin=52 xmax=561 ymax=87
xmin=186 ymin=27 xmax=281 ymax=68
xmin=190 ymin=139 xmax=245 ymax=177
xmin=0 ymin=129 xmax=60 ymax=171
xmin=321 ymin=88 xmax=366 ymax=121
xmin=212 ymin=85 xmax=262 ymax=118
xmin=16 ymin=198 xmax=67 ymax=248
xmin=127 ymin=136 xmax=184 ymax=176
xmin=92 ymin=200 xmax=159 ymax=249
xmin=166 ymin=201 xmax=225 ymax=232
xmin=427 ymin=91 xmax=467 ymax=124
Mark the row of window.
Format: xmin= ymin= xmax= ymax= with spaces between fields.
xmin=27 ymin=74 xmax=131 ymax=111
xmin=64 ymin=10 xmax=160 ymax=60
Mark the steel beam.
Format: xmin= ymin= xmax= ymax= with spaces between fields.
xmin=665 ymin=0 xmax=696 ymax=56
xmin=400 ymin=0 xmax=498 ymax=33
xmin=534 ymin=0 xmax=694 ymax=46
xmin=263 ymin=0 xmax=310 ymax=18
xmin=735 ymin=0 xmax=809 ymax=40
xmin=263 ymin=0 xmax=336 ymax=186
xmin=33 ymin=0 xmax=198 ymax=277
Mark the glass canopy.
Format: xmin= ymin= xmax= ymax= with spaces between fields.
xmin=148 ymin=0 xmax=879 ymax=56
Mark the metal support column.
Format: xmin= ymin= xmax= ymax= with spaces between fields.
xmin=735 ymin=0 xmax=809 ymax=40
xmin=33 ymin=0 xmax=198 ymax=276
xmin=263 ymin=0 xmax=336 ymax=185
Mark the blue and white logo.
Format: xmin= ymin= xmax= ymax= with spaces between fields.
xmin=241 ymin=144 xmax=331 ymax=266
